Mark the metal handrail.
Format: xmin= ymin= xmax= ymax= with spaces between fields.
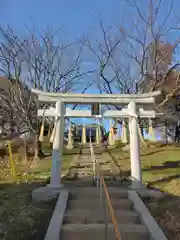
xmin=100 ymin=175 xmax=121 ymax=240
xmin=89 ymin=139 xmax=121 ymax=240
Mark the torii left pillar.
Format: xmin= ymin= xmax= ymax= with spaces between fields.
xmin=32 ymin=101 xmax=65 ymax=202
xmin=49 ymin=101 xmax=65 ymax=188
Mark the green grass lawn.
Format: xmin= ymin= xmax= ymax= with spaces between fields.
xmin=0 ymin=181 xmax=57 ymax=240
xmin=109 ymin=143 xmax=180 ymax=239
xmin=1 ymin=140 xmax=180 ymax=238
xmin=0 ymin=142 xmax=81 ymax=183
xmin=0 ymin=141 xmax=82 ymax=239
xmin=26 ymin=145 xmax=81 ymax=181
xmin=109 ymin=144 xmax=180 ymax=194
xmin=0 ymin=142 xmax=82 ymax=239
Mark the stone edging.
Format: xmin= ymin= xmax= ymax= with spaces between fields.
xmin=44 ymin=189 xmax=68 ymax=240
xmin=128 ymin=190 xmax=168 ymax=240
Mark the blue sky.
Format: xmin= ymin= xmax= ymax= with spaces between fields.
xmin=0 ymin=0 xmax=179 ymax=135
xmin=1 ymin=0 xmax=179 ymax=76
xmin=0 ymin=0 xmax=129 ymax=130
xmin=0 ymin=0 xmax=127 ymax=37
xmin=1 ymin=0 xmax=179 ymax=57
xmin=0 ymin=0 xmax=128 ymax=130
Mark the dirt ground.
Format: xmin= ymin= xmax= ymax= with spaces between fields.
xmin=0 ymin=142 xmax=80 ymax=240
xmin=144 ymin=193 xmax=180 ymax=240
xmin=0 ymin=181 xmax=56 ymax=240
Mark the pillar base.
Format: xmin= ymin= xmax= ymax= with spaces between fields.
xmin=122 ymin=144 xmax=130 ymax=151
xmin=130 ymin=178 xmax=144 ymax=190
xmin=130 ymin=183 xmax=165 ymax=199
xmin=66 ymin=144 xmax=73 ymax=149
xmin=130 ymin=182 xmax=145 ymax=191
xmin=47 ymin=184 xmax=64 ymax=189
xmin=149 ymin=138 xmax=157 ymax=142
xmin=32 ymin=184 xmax=63 ymax=202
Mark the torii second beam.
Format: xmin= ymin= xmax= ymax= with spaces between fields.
xmin=38 ymin=107 xmax=162 ymax=119
xmin=32 ymin=89 xmax=161 ymax=104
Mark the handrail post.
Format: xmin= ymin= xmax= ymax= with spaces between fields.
xmin=104 ymin=196 xmax=108 ymax=240
xmin=92 ymin=154 xmax=96 ymax=182
xmin=97 ymin=170 xmax=99 ymax=190
xmin=100 ymin=178 xmax=103 ymax=208
xmin=89 ymin=140 xmax=121 ymax=240
xmin=96 ymin=158 xmax=100 ymax=190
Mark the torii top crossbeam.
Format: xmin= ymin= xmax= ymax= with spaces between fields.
xmin=32 ymin=89 xmax=161 ymax=104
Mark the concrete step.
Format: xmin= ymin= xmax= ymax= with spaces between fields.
xmin=63 ymin=209 xmax=141 ymax=224
xmin=67 ymin=198 xmax=133 ymax=210
xmin=63 ymin=177 xmax=95 ymax=185
xmin=80 ymin=150 xmax=103 ymax=154
xmin=68 ymin=186 xmax=129 ymax=199
xmin=78 ymin=161 xmax=91 ymax=164
xmin=76 ymin=164 xmax=92 ymax=168
xmin=75 ymin=163 xmax=91 ymax=166
xmin=76 ymin=165 xmax=92 ymax=169
xmin=78 ymin=156 xmax=90 ymax=159
xmin=100 ymin=165 xmax=111 ymax=170
xmin=78 ymin=159 xmax=91 ymax=161
xmin=80 ymin=150 xmax=91 ymax=153
xmin=76 ymin=172 xmax=93 ymax=177
xmin=76 ymin=168 xmax=93 ymax=172
xmin=76 ymin=169 xmax=93 ymax=174
xmin=78 ymin=157 xmax=91 ymax=160
xmin=77 ymin=162 xmax=92 ymax=166
xmin=62 ymin=177 xmax=131 ymax=187
xmin=60 ymin=223 xmax=149 ymax=240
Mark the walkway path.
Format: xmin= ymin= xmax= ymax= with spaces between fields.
xmin=63 ymin=144 xmax=122 ymax=183
xmin=42 ymin=143 xmax=167 ymax=240
xmin=60 ymin=144 xmax=150 ymax=239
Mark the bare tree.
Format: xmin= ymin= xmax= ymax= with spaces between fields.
xmin=0 ymin=26 xmax=92 ymax=160
xmin=85 ymin=0 xmax=180 ymax=141
xmin=122 ymin=0 xmax=180 ymax=141
xmin=119 ymin=0 xmax=180 ymax=109
xmin=84 ymin=21 xmax=134 ymax=97
xmin=87 ymin=0 xmax=180 ymax=109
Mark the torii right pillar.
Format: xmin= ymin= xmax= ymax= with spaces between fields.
xmin=128 ymin=101 xmax=142 ymax=189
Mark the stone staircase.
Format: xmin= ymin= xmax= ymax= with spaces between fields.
xmin=75 ymin=145 xmax=103 ymax=178
xmin=76 ymin=144 xmax=118 ymax=179
xmin=60 ymin=145 xmax=149 ymax=239
xmin=60 ymin=184 xmax=150 ymax=240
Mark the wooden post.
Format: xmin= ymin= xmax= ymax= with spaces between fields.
xmin=49 ymin=120 xmax=57 ymax=143
xmin=66 ymin=122 xmax=73 ymax=149
xmin=96 ymin=126 xmax=100 ymax=144
xmin=81 ymin=124 xmax=87 ymax=144
xmin=122 ymin=120 xmax=128 ymax=144
xmin=164 ymin=120 xmax=168 ymax=144
xmin=98 ymin=125 xmax=102 ymax=143
xmin=7 ymin=141 xmax=16 ymax=180
xmin=39 ymin=118 xmax=45 ymax=142
xmin=148 ymin=119 xmax=156 ymax=141
xmin=108 ymin=119 xmax=115 ymax=146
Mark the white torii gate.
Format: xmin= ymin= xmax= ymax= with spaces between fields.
xmin=32 ymin=89 xmax=161 ymax=189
